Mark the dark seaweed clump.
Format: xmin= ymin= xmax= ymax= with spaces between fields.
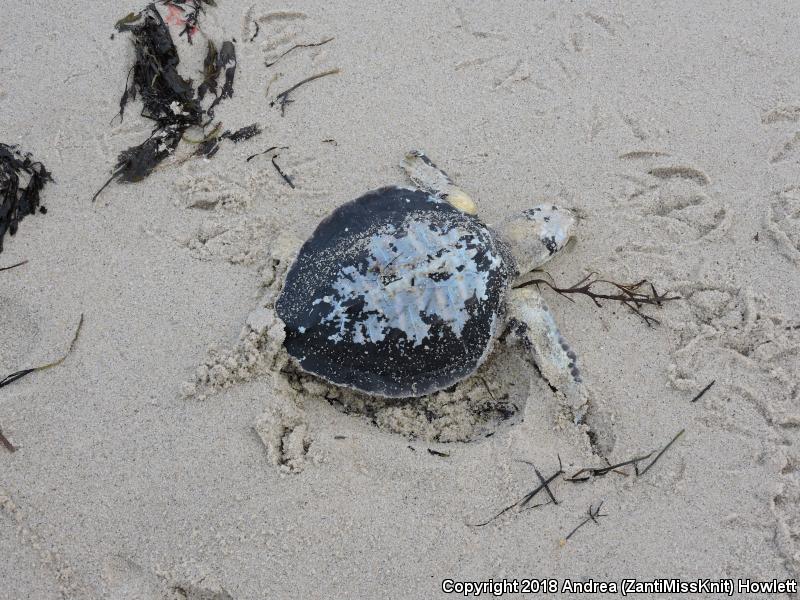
xmin=0 ymin=144 xmax=52 ymax=254
xmin=95 ymin=3 xmax=259 ymax=201
xmin=163 ymin=0 xmax=215 ymax=44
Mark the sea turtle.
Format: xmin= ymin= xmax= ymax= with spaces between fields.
xmin=273 ymin=151 xmax=586 ymax=409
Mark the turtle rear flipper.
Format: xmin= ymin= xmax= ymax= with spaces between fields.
xmin=402 ymin=151 xmax=477 ymax=214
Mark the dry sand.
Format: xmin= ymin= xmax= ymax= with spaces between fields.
xmin=1 ymin=1 xmax=799 ymax=598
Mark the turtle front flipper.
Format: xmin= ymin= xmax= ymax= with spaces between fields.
xmin=402 ymin=151 xmax=477 ymax=214
xmin=507 ymin=286 xmax=589 ymax=420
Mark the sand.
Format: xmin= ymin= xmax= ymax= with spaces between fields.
xmin=1 ymin=1 xmax=799 ymax=598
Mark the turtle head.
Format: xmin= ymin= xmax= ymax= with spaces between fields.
xmin=500 ymin=205 xmax=576 ymax=274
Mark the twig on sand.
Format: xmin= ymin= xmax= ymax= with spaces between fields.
xmin=0 ymin=429 xmax=15 ymax=452
xmin=0 ymin=314 xmax=84 ymax=389
xmin=566 ymin=427 xmax=685 ymax=482
xmin=514 ymin=272 xmax=680 ymax=326
xmin=533 ymin=465 xmax=559 ymax=505
xmin=469 ymin=456 xmax=563 ymax=527
xmin=690 ymin=380 xmax=715 ymax=403
xmin=427 ymin=448 xmax=450 ymax=457
xmin=270 ymin=69 xmax=340 ymax=116
xmin=246 ymin=145 xmax=288 ymax=163
xmin=0 ymin=260 xmax=28 ymax=272
xmin=265 ymin=37 xmax=334 ymax=68
xmin=564 ymin=502 xmax=607 ymax=542
xmin=638 ymin=429 xmax=685 ymax=477
xmin=271 ymin=155 xmax=295 ymax=188
xmin=564 ymin=452 xmax=654 ymax=482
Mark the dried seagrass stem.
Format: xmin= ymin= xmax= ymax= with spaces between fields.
xmin=514 ymin=271 xmax=680 ymax=326
xmin=565 ymin=502 xmax=608 ymax=541
xmin=0 ymin=314 xmax=84 ymax=389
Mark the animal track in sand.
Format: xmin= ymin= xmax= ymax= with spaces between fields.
xmin=253 ymin=397 xmax=312 ymax=474
xmin=491 ymin=59 xmax=532 ymax=90
xmin=242 ymin=6 xmax=333 ymax=75
xmin=664 ymin=283 xmax=800 ymax=576
xmin=613 ymin=153 xmax=728 ymax=244
xmin=761 ymin=105 xmax=800 ymax=125
xmin=647 ymin=165 xmax=710 ymax=186
xmin=103 ymin=555 xmax=234 ymax=600
xmin=178 ymin=215 xmax=277 ymax=266
xmin=451 ymin=6 xmax=632 ymax=96
xmin=762 ymin=104 xmax=800 ymax=163
xmin=765 ymin=185 xmax=800 ymax=265
xmin=174 ymin=173 xmax=251 ymax=212
xmin=242 ymin=151 xmax=329 ymax=199
xmin=172 ymin=148 xmax=328 ymax=266
xmin=0 ymin=488 xmax=91 ymax=599
xmin=772 ymin=457 xmax=800 ymax=579
xmin=583 ymin=11 xmax=625 ymax=37
xmin=453 ymin=7 xmax=509 ymax=41
xmin=564 ymin=9 xmax=627 ymax=52
xmin=665 ymin=283 xmax=799 ymax=429
xmin=770 ymin=132 xmax=800 ymax=164
xmin=242 ymin=7 xmax=307 ymax=43
xmin=609 ymin=150 xmax=798 ymax=576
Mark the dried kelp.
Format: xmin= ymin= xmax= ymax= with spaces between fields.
xmin=206 ymin=41 xmax=236 ymax=119
xmin=96 ymin=3 xmax=259 ymax=201
xmin=192 ymin=124 xmax=262 ymax=159
xmin=161 ymin=0 xmax=215 ymax=44
xmin=197 ymin=40 xmax=220 ymax=100
xmin=223 ymin=124 xmax=261 ymax=143
xmin=0 ymin=144 xmax=52 ymax=254
xmin=95 ymin=6 xmax=201 ymax=200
